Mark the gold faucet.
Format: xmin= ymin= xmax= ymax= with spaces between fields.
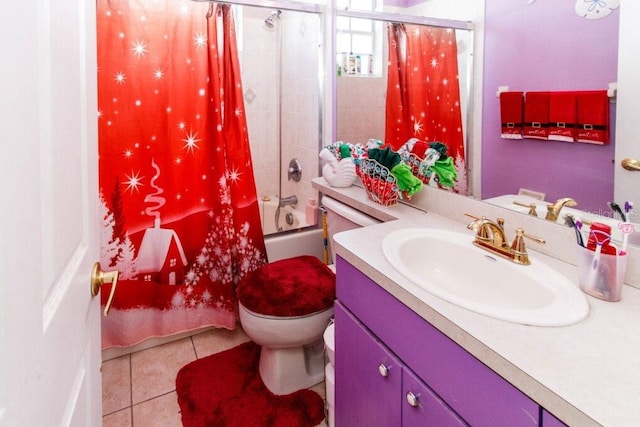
xmin=513 ymin=200 xmax=538 ymax=217
xmin=467 ymin=216 xmax=509 ymax=249
xmin=545 ymin=197 xmax=577 ymax=221
xmin=466 ymin=214 xmax=545 ymax=265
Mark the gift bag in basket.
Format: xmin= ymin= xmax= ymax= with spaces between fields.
xmin=398 ymin=144 xmax=458 ymax=190
xmin=401 ymin=152 xmax=430 ymax=183
xmin=355 ymin=158 xmax=400 ymax=207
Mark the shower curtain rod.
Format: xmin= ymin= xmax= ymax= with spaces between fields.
xmin=337 ymin=9 xmax=473 ymax=31
xmin=191 ymin=0 xmax=323 ymax=14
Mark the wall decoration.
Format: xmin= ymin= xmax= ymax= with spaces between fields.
xmin=575 ymin=0 xmax=620 ymax=19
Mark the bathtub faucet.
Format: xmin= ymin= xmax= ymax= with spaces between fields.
xmin=279 ymin=195 xmax=298 ymax=207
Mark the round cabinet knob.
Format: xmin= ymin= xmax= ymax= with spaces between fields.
xmin=378 ymin=363 xmax=390 ymax=377
xmin=406 ymin=391 xmax=420 ymax=408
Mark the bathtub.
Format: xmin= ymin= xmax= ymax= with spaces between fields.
xmin=264 ymin=227 xmax=325 ymax=263
xmin=258 ymin=195 xmax=324 ymax=262
xmin=259 ymin=195 xmax=309 ymax=236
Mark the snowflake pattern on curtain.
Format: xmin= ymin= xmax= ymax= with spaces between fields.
xmin=386 ymin=24 xmax=467 ymax=194
xmin=96 ymin=0 xmax=267 ymax=348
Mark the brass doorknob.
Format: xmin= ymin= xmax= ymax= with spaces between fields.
xmin=621 ymin=158 xmax=640 ymax=171
xmin=91 ymin=262 xmax=119 ymax=316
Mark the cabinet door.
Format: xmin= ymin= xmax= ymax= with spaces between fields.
xmin=403 ymin=368 xmax=469 ymax=427
xmin=542 ymin=409 xmax=567 ymax=427
xmin=335 ymin=302 xmax=402 ymax=427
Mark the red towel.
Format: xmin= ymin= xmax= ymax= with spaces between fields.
xmin=523 ymin=92 xmax=550 ymax=140
xmin=499 ymin=92 xmax=524 ymax=139
xmin=576 ymin=91 xmax=609 ymax=145
xmin=548 ymin=92 xmax=577 ymax=142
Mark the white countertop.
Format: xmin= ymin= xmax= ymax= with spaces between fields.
xmin=314 ymin=179 xmax=640 ymax=427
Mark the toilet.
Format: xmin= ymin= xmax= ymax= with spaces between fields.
xmin=236 ymin=197 xmax=378 ymax=398
xmin=322 ymin=195 xmax=381 ymax=266
xmin=237 ymin=255 xmax=335 ymax=395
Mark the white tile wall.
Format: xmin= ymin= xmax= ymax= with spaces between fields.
xmin=336 ymin=76 xmax=386 ymax=145
xmin=242 ymin=8 xmax=322 ymax=213
xmin=281 ymin=11 xmax=322 ymax=208
xmin=242 ymin=8 xmax=280 ymax=199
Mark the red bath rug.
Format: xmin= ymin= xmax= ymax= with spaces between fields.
xmin=175 ymin=341 xmax=325 ymax=427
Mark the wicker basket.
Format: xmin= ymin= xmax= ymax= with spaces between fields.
xmin=355 ymin=158 xmax=400 ymax=207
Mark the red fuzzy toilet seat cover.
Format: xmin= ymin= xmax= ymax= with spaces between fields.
xmin=237 ymin=255 xmax=336 ymax=317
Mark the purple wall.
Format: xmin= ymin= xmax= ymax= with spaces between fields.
xmin=386 ymin=0 xmax=410 ymax=8
xmin=482 ymin=0 xmax=619 ymax=215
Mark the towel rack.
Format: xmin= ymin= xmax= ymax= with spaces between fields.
xmin=496 ymin=83 xmax=617 ymax=102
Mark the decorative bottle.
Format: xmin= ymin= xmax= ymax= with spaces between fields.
xmin=306 ymin=198 xmax=318 ymax=226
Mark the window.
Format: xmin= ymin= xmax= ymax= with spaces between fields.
xmin=336 ymin=0 xmax=383 ymax=76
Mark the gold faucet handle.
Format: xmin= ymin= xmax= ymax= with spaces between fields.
xmin=513 ymin=200 xmax=538 ymax=217
xmin=465 ymin=214 xmax=490 ymax=240
xmin=522 ymin=231 xmax=545 ymax=245
xmin=464 ymin=213 xmax=483 ymax=232
xmin=511 ymin=228 xmax=545 ymax=265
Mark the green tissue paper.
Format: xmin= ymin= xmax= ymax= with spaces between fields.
xmin=367 ymin=147 xmax=401 ymax=170
xmin=391 ymin=163 xmax=423 ymax=196
xmin=430 ymin=157 xmax=457 ymax=188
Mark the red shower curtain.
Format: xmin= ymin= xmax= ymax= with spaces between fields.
xmin=386 ymin=24 xmax=467 ymax=193
xmin=96 ymin=0 xmax=267 ymax=348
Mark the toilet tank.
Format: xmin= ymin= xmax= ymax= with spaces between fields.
xmin=321 ymin=196 xmax=381 ymax=264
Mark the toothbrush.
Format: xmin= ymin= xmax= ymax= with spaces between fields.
xmin=624 ymin=201 xmax=633 ymax=221
xmin=618 ymin=222 xmax=636 ymax=255
xmin=564 ymin=214 xmax=584 ymax=247
xmin=616 ymin=201 xmax=635 ymax=254
xmin=608 ymin=201 xmax=626 ymax=221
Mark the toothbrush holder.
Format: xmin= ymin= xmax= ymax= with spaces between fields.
xmin=576 ymin=244 xmax=627 ymax=302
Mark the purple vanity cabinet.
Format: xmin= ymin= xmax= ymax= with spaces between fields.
xmin=402 ymin=363 xmax=467 ymax=427
xmin=335 ymin=256 xmax=542 ymax=427
xmin=335 ymin=303 xmax=468 ymax=427
xmin=542 ymin=410 xmax=568 ymax=427
xmin=334 ymin=302 xmax=402 ymax=426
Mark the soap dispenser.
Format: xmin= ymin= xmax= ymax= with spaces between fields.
xmin=306 ymin=198 xmax=318 ymax=226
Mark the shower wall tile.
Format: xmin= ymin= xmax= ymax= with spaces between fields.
xmin=241 ymin=8 xmax=322 ymax=214
xmin=336 ymin=76 xmax=386 ymax=144
xmin=242 ymin=8 xmax=280 ymax=200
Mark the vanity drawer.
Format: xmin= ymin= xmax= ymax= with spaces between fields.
xmin=336 ymin=256 xmax=539 ymax=427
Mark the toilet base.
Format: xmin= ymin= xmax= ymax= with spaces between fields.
xmin=259 ymin=339 xmax=326 ymax=395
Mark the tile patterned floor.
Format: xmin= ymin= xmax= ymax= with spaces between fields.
xmin=101 ymin=327 xmax=328 ymax=426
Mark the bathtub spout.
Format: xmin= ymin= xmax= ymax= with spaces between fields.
xmin=279 ymin=195 xmax=298 ymax=207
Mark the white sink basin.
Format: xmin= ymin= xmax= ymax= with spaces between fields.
xmin=382 ymin=228 xmax=589 ymax=326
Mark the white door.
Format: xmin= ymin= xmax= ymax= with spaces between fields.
xmin=615 ymin=2 xmax=640 ymax=213
xmin=0 ymin=1 xmax=103 ymax=426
